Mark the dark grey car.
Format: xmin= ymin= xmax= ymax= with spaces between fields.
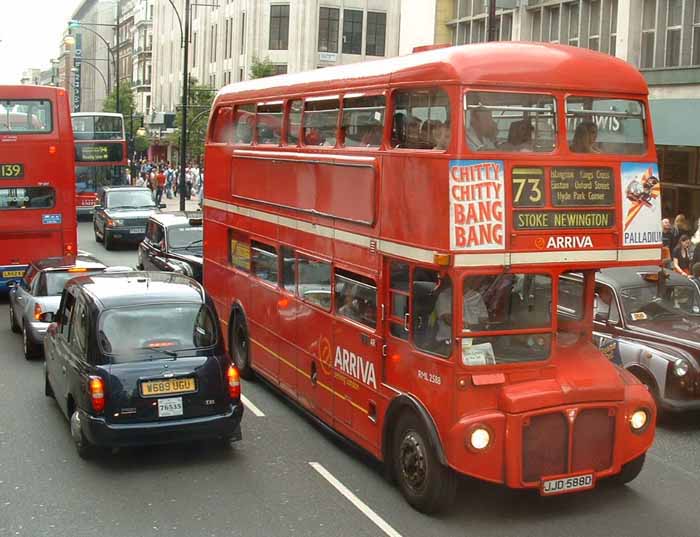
xmin=93 ymin=186 xmax=164 ymax=250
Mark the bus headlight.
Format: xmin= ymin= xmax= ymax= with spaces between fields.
xmin=630 ymin=409 xmax=649 ymax=432
xmin=467 ymin=426 xmax=491 ymax=451
xmin=673 ymin=358 xmax=690 ymax=377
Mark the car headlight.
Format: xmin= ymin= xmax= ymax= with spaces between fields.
xmin=467 ymin=426 xmax=491 ymax=451
xmin=106 ymin=218 xmax=124 ymax=227
xmin=630 ymin=409 xmax=650 ymax=432
xmin=673 ymin=358 xmax=690 ymax=377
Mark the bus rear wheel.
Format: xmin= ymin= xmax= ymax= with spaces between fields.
xmin=231 ymin=313 xmax=254 ymax=380
xmin=392 ymin=412 xmax=456 ymax=514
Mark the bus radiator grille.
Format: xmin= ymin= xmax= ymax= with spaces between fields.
xmin=522 ymin=412 xmax=568 ymax=483
xmin=571 ymin=408 xmax=615 ymax=473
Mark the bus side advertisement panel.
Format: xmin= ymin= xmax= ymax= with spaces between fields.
xmin=449 ymin=160 xmax=505 ymax=251
xmin=620 ymin=162 xmax=662 ymax=247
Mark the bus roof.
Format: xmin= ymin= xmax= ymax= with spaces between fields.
xmin=71 ymin=112 xmax=124 ymax=118
xmin=0 ymin=85 xmax=68 ymax=99
xmin=216 ymin=42 xmax=648 ymax=103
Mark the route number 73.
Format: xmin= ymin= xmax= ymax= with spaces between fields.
xmin=512 ymin=176 xmax=543 ymax=206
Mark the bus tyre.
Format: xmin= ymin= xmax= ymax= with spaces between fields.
xmin=393 ymin=412 xmax=456 ymax=514
xmin=231 ymin=313 xmax=254 ymax=380
xmin=610 ymin=454 xmax=646 ymax=485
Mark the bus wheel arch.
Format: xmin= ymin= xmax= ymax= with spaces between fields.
xmin=229 ymin=303 xmax=254 ymax=380
xmin=383 ymin=395 xmax=456 ymax=513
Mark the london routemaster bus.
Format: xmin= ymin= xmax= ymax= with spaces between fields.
xmin=0 ymin=86 xmax=77 ymax=292
xmin=71 ymin=112 xmax=128 ymax=217
xmin=203 ymin=43 xmax=660 ymax=512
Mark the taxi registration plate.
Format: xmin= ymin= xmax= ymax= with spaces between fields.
xmin=141 ymin=377 xmax=195 ymax=397
xmin=2 ymin=270 xmax=24 ymax=278
xmin=541 ymin=473 xmax=595 ymax=496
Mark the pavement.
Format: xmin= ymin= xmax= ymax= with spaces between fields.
xmin=161 ymin=189 xmax=202 ymax=213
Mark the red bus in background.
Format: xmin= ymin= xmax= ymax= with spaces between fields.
xmin=0 ymin=86 xmax=77 ymax=292
xmin=203 ymin=43 xmax=659 ymax=513
xmin=71 ymin=112 xmax=128 ymax=217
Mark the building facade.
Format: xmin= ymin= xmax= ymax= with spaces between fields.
xmin=151 ymin=0 xmax=401 ymax=143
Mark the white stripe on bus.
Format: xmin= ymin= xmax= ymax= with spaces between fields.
xmin=203 ymin=198 xmax=660 ymax=266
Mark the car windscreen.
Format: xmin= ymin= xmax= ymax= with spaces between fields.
xmin=97 ymin=303 xmax=218 ymax=362
xmin=106 ymin=190 xmax=155 ymax=209
xmin=619 ymin=283 xmax=700 ymax=322
xmin=167 ymin=224 xmax=203 ymax=250
xmin=39 ymin=270 xmax=104 ymax=296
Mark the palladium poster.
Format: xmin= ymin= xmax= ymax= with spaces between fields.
xmin=621 ymin=162 xmax=662 ymax=247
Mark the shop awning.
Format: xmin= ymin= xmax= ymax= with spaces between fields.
xmin=649 ymin=99 xmax=700 ymax=147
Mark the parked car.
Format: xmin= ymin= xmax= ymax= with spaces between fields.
xmin=559 ymin=267 xmax=700 ymax=413
xmin=8 ymin=254 xmax=108 ymax=359
xmin=93 ymin=186 xmax=165 ymax=250
xmin=43 ymin=271 xmax=243 ymax=458
xmin=137 ymin=213 xmax=203 ymax=282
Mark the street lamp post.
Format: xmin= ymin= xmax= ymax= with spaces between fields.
xmin=179 ymin=0 xmax=191 ymax=212
xmin=68 ymin=21 xmax=113 ymax=97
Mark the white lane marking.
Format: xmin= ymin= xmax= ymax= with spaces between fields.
xmin=309 ymin=462 xmax=403 ymax=537
xmin=241 ymin=394 xmax=265 ymax=417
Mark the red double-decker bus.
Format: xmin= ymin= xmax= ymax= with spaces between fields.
xmin=203 ymin=43 xmax=660 ymax=512
xmin=71 ymin=112 xmax=128 ymax=217
xmin=0 ymin=86 xmax=77 ymax=292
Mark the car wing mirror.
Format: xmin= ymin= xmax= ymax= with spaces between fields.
xmin=39 ymin=312 xmax=55 ymax=323
xmin=94 ymin=205 xmax=103 ymax=210
xmin=7 ymin=280 xmax=16 ymax=289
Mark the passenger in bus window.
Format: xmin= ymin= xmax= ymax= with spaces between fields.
xmin=501 ymin=120 xmax=534 ymax=152
xmin=570 ymin=121 xmax=601 ymax=153
xmin=338 ymin=284 xmax=362 ymax=322
xmin=405 ymin=116 xmax=422 ymax=147
xmin=432 ymin=120 xmax=451 ymax=150
xmin=432 ymin=281 xmax=454 ymax=348
xmin=360 ymin=120 xmax=383 ymax=146
xmin=467 ymin=109 xmax=497 ymax=151
xmin=462 ymin=279 xmax=489 ymax=329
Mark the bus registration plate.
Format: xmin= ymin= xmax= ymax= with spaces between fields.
xmin=541 ymin=473 xmax=594 ymax=496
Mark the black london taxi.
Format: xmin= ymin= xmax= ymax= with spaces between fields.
xmin=559 ymin=266 xmax=700 ymax=414
xmin=93 ymin=186 xmax=165 ymax=250
xmin=137 ymin=213 xmax=203 ymax=283
xmin=43 ymin=271 xmax=243 ymax=458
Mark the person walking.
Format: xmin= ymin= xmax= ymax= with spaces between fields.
xmin=154 ymin=167 xmax=166 ymax=206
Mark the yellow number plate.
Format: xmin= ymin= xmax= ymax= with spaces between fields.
xmin=141 ymin=377 xmax=196 ymax=397
xmin=2 ymin=270 xmax=24 ymax=278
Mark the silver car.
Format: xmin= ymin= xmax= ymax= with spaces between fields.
xmin=8 ymin=254 xmax=108 ymax=359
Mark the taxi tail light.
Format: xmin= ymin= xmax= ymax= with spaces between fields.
xmin=227 ymin=365 xmax=241 ymax=400
xmin=89 ymin=376 xmax=105 ymax=413
xmin=34 ymin=303 xmax=43 ymax=321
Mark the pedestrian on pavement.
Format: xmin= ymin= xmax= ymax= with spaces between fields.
xmin=672 ymin=214 xmax=690 ymax=250
xmin=672 ymin=234 xmax=692 ymax=277
xmin=662 ymin=218 xmax=674 ymax=251
xmin=155 ymin=167 xmax=166 ymax=206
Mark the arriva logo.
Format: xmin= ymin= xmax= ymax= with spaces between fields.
xmin=334 ymin=346 xmax=377 ymax=389
xmin=547 ymin=235 xmax=593 ymax=249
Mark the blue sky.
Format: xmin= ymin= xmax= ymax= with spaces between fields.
xmin=0 ymin=1 xmax=79 ymax=84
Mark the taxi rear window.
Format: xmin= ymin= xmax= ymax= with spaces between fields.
xmin=98 ymin=303 xmax=218 ymax=362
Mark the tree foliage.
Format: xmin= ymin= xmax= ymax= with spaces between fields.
xmin=102 ymin=80 xmax=135 ymax=118
xmin=167 ymin=77 xmax=215 ymax=165
xmin=249 ymin=56 xmax=276 ymax=79
xmin=134 ymin=134 xmax=149 ymax=155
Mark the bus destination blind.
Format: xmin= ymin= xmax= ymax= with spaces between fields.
xmin=74 ymin=143 xmax=124 ymax=163
xmin=0 ymin=163 xmax=24 ymax=179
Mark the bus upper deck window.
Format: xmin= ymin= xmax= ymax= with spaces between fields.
xmin=256 ymin=102 xmax=283 ymax=145
xmin=566 ymin=97 xmax=646 ymax=155
xmin=210 ymin=107 xmax=233 ymax=143
xmin=0 ymin=100 xmax=52 ymax=134
xmin=465 ymin=92 xmax=556 ymax=153
xmin=342 ymin=95 xmax=386 ymax=148
xmin=233 ymin=104 xmax=255 ymax=144
xmin=391 ymin=88 xmax=450 ymax=150
xmin=286 ymin=100 xmax=302 ymax=145
xmin=303 ymin=97 xmax=340 ymax=147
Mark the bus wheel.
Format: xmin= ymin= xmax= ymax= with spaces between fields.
xmin=610 ymin=454 xmax=646 ymax=485
xmin=392 ymin=412 xmax=456 ymax=514
xmin=231 ymin=313 xmax=254 ymax=380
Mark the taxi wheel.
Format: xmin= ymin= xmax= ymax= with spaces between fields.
xmin=392 ymin=412 xmax=456 ymax=514
xmin=44 ymin=369 xmax=54 ymax=398
xmin=610 ymin=454 xmax=646 ymax=485
xmin=9 ymin=304 xmax=20 ymax=334
xmin=94 ymin=223 xmax=103 ymax=243
xmin=104 ymin=232 xmax=114 ymax=251
xmin=70 ymin=410 xmax=96 ymax=460
xmin=231 ymin=314 xmax=254 ymax=380
xmin=23 ymin=326 xmax=40 ymax=360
